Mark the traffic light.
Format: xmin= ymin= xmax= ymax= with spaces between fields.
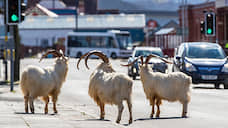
xmin=20 ymin=2 xmax=26 ymax=22
xmin=205 ymin=12 xmax=215 ymax=36
xmin=6 ymin=0 xmax=20 ymax=25
xmin=200 ymin=20 xmax=205 ymax=34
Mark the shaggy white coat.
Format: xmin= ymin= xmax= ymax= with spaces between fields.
xmin=20 ymin=58 xmax=68 ymax=114
xmin=139 ymin=65 xmax=191 ymax=117
xmin=88 ymin=63 xmax=133 ymax=124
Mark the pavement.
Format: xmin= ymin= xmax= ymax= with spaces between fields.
xmin=0 ymin=83 xmax=126 ymax=128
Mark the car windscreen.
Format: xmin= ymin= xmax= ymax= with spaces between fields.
xmin=186 ymin=45 xmax=226 ymax=59
xmin=134 ymin=50 xmax=163 ymax=57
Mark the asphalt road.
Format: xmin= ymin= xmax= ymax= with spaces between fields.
xmin=20 ymin=58 xmax=228 ymax=128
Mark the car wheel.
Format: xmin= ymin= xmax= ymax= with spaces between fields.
xmin=224 ymin=84 xmax=228 ymax=89
xmin=132 ymin=75 xmax=136 ymax=80
xmin=111 ymin=53 xmax=117 ymax=59
xmin=215 ymin=83 xmax=220 ymax=89
xmin=76 ymin=52 xmax=82 ymax=58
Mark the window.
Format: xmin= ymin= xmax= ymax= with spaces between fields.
xmin=106 ymin=37 xmax=116 ymax=48
xmin=41 ymin=39 xmax=48 ymax=48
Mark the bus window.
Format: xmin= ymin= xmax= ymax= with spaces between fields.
xmin=107 ymin=37 xmax=117 ymax=48
xmin=116 ymin=34 xmax=132 ymax=49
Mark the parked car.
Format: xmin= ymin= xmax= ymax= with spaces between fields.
xmin=172 ymin=42 xmax=228 ymax=89
xmin=127 ymin=47 xmax=168 ymax=80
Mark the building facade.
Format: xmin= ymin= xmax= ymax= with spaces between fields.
xmin=179 ymin=0 xmax=228 ymax=52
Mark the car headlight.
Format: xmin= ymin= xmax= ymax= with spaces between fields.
xmin=133 ymin=67 xmax=137 ymax=73
xmin=222 ymin=63 xmax=228 ymax=72
xmin=185 ymin=61 xmax=196 ymax=72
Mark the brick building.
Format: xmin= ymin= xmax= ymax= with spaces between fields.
xmin=179 ymin=0 xmax=228 ymax=51
xmin=179 ymin=2 xmax=216 ymax=43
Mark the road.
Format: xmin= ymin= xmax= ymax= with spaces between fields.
xmin=19 ymin=58 xmax=228 ymax=128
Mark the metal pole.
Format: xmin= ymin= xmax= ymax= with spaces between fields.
xmin=181 ymin=0 xmax=185 ymax=42
xmin=9 ymin=26 xmax=14 ymax=92
xmin=185 ymin=0 xmax=188 ymax=41
xmin=75 ymin=0 xmax=79 ymax=32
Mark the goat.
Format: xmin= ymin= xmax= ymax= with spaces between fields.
xmin=77 ymin=50 xmax=133 ymax=124
xmin=122 ymin=54 xmax=191 ymax=118
xmin=20 ymin=50 xmax=69 ymax=114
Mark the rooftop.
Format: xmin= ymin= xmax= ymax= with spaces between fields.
xmin=19 ymin=14 xmax=145 ymax=30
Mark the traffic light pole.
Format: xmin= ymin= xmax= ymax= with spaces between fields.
xmin=9 ymin=26 xmax=14 ymax=92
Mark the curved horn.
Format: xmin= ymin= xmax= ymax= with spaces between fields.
xmin=145 ymin=54 xmax=173 ymax=65
xmin=85 ymin=51 xmax=109 ymax=69
xmin=39 ymin=50 xmax=62 ymax=62
xmin=76 ymin=52 xmax=90 ymax=70
xmin=121 ymin=56 xmax=144 ymax=67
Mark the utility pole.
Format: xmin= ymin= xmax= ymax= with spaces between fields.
xmin=75 ymin=0 xmax=79 ymax=32
xmin=13 ymin=25 xmax=20 ymax=81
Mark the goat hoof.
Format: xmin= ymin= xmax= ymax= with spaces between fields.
xmin=100 ymin=117 xmax=104 ymax=120
xmin=182 ymin=115 xmax=187 ymax=118
xmin=129 ymin=119 xmax=132 ymax=124
xmin=116 ymin=120 xmax=120 ymax=124
xmin=150 ymin=115 xmax=154 ymax=119
xmin=54 ymin=111 xmax=58 ymax=114
xmin=45 ymin=112 xmax=48 ymax=114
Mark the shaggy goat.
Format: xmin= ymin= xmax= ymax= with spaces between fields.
xmin=122 ymin=54 xmax=191 ymax=118
xmin=20 ymin=50 xmax=69 ymax=114
xmin=77 ymin=51 xmax=133 ymax=124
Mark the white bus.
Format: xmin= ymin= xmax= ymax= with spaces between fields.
xmin=65 ymin=30 xmax=133 ymax=58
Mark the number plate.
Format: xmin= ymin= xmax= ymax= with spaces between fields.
xmin=201 ymin=75 xmax=217 ymax=80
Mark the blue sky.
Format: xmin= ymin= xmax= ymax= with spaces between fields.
xmin=120 ymin=0 xmax=215 ymax=11
xmin=123 ymin=0 xmax=214 ymax=4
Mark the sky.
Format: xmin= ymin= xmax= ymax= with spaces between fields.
xmin=120 ymin=0 xmax=215 ymax=11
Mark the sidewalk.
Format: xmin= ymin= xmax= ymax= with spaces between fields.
xmin=0 ymin=84 xmax=124 ymax=128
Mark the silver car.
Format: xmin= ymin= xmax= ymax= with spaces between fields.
xmin=127 ymin=47 xmax=168 ymax=80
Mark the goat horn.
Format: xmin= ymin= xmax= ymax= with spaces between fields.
xmin=85 ymin=51 xmax=109 ymax=69
xmin=145 ymin=54 xmax=173 ymax=65
xmin=76 ymin=52 xmax=90 ymax=70
xmin=121 ymin=56 xmax=144 ymax=67
xmin=39 ymin=50 xmax=62 ymax=62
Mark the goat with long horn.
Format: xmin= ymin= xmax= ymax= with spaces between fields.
xmin=122 ymin=54 xmax=191 ymax=118
xmin=77 ymin=50 xmax=133 ymax=124
xmin=20 ymin=49 xmax=69 ymax=114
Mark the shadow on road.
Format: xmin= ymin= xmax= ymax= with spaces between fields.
xmin=72 ymin=118 xmax=111 ymax=122
xmin=193 ymin=86 xmax=220 ymax=90
xmin=15 ymin=112 xmax=59 ymax=116
xmin=134 ymin=116 xmax=186 ymax=122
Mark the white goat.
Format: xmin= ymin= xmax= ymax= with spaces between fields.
xmin=77 ymin=51 xmax=133 ymax=124
xmin=122 ymin=54 xmax=191 ymax=118
xmin=20 ymin=50 xmax=69 ymax=114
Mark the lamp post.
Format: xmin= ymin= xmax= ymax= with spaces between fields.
xmin=75 ymin=0 xmax=79 ymax=32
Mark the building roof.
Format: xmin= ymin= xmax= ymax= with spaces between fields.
xmin=26 ymin=4 xmax=58 ymax=17
xmin=19 ymin=14 xmax=145 ymax=30
xmin=155 ymin=28 xmax=175 ymax=35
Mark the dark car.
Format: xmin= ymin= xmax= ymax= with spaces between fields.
xmin=127 ymin=47 xmax=168 ymax=80
xmin=172 ymin=42 xmax=228 ymax=89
